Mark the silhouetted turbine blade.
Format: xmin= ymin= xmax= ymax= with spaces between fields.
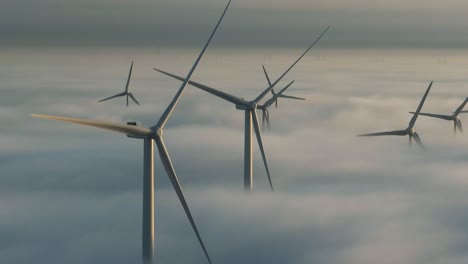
xmin=278 ymin=94 xmax=306 ymax=100
xmin=254 ymin=26 xmax=330 ymax=103
xmin=262 ymin=65 xmax=272 ymax=87
xmin=409 ymin=81 xmax=433 ymax=129
xmin=458 ymin=119 xmax=463 ymax=132
xmin=128 ymin=93 xmax=140 ymax=105
xmin=408 ymin=112 xmax=452 ymax=120
xmin=358 ymin=130 xmax=407 ymax=137
xmin=155 ymin=138 xmax=212 ymax=264
xmin=154 ymin=68 xmax=245 ymax=105
xmin=454 ymin=97 xmax=468 ymax=115
xmin=98 ymin=92 xmax=126 ymax=102
xmin=251 ymin=110 xmax=273 ymax=191
xmin=125 ymin=61 xmax=134 ymax=92
xmin=156 ymin=0 xmax=232 ymax=129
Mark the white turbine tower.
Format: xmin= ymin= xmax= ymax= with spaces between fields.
xmin=409 ymin=97 xmax=468 ymax=134
xmin=154 ymin=26 xmax=329 ymax=191
xmin=258 ymin=65 xmax=305 ymax=129
xmin=32 ymin=1 xmax=231 ymax=263
xmin=98 ymin=61 xmax=140 ymax=106
xmin=358 ymin=81 xmax=433 ymax=150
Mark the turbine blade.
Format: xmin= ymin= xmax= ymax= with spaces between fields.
xmin=128 ymin=93 xmax=140 ymax=105
xmin=413 ymin=132 xmax=425 ymax=151
xmin=409 ymin=81 xmax=433 ymax=129
xmin=251 ymin=109 xmax=274 ymax=190
xmin=126 ymin=94 xmax=129 ymax=107
xmin=276 ymin=81 xmax=296 ymax=96
xmin=31 ymin=114 xmax=152 ymax=137
xmin=156 ymin=0 xmax=232 ymax=129
xmin=408 ymin=112 xmax=452 ymax=121
xmin=357 ymin=130 xmax=407 ymax=137
xmin=254 ymin=26 xmax=330 ymax=103
xmin=262 ymin=110 xmax=266 ymax=129
xmin=458 ymin=110 xmax=468 ymax=114
xmin=454 ymin=120 xmax=457 ymax=135
xmin=458 ymin=119 xmax=463 ymax=132
xmin=277 ymin=94 xmax=306 ymax=100
xmin=454 ymin=97 xmax=468 ymax=115
xmin=125 ymin=61 xmax=134 ymax=93
xmin=98 ymin=92 xmax=126 ymax=102
xmin=154 ymin=68 xmax=245 ymax=105
xmin=266 ymin=110 xmax=271 ymax=130
xmin=262 ymin=65 xmax=272 ymax=86
xmin=155 ymin=138 xmax=212 ymax=264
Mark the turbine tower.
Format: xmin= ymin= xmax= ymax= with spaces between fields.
xmin=358 ymin=81 xmax=433 ymax=150
xmin=32 ymin=1 xmax=231 ymax=263
xmin=259 ymin=65 xmax=306 ymax=129
xmin=154 ymin=26 xmax=329 ymax=191
xmin=409 ymin=97 xmax=468 ymax=134
xmin=98 ymin=61 xmax=140 ymax=106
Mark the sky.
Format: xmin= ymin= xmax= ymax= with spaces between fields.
xmin=2 ymin=0 xmax=468 ymax=48
xmin=3 ymin=1 xmax=468 ymax=264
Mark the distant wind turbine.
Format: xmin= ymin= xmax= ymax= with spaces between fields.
xmin=358 ymin=81 xmax=433 ymax=150
xmin=32 ymin=1 xmax=231 ymax=263
xmin=98 ymin=61 xmax=140 ymax=106
xmin=259 ymin=65 xmax=305 ymax=129
xmin=154 ymin=26 xmax=329 ymax=191
xmin=409 ymin=97 xmax=468 ymax=134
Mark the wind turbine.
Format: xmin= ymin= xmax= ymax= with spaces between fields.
xmin=98 ymin=61 xmax=140 ymax=106
xmin=358 ymin=81 xmax=433 ymax=150
xmin=409 ymin=97 xmax=468 ymax=134
xmin=259 ymin=65 xmax=306 ymax=129
xmin=154 ymin=26 xmax=329 ymax=191
xmin=32 ymin=1 xmax=231 ymax=263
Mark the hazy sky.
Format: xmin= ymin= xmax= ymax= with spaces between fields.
xmin=3 ymin=1 xmax=468 ymax=264
xmin=3 ymin=0 xmax=468 ymax=47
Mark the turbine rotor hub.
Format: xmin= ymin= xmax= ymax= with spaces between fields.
xmin=155 ymin=127 xmax=163 ymax=138
xmin=248 ymin=102 xmax=257 ymax=109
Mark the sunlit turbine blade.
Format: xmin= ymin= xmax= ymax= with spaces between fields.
xmin=251 ymin=110 xmax=273 ymax=190
xmin=125 ymin=61 xmax=134 ymax=93
xmin=413 ymin=132 xmax=425 ymax=151
xmin=98 ymin=92 xmax=126 ymax=102
xmin=128 ymin=93 xmax=140 ymax=105
xmin=253 ymin=26 xmax=330 ymax=103
xmin=454 ymin=97 xmax=468 ymax=115
xmin=408 ymin=112 xmax=452 ymax=120
xmin=155 ymin=138 xmax=212 ymax=264
xmin=262 ymin=65 xmax=273 ymax=87
xmin=154 ymin=68 xmax=245 ymax=105
xmin=357 ymin=130 xmax=407 ymax=137
xmin=408 ymin=81 xmax=433 ymax=129
xmin=156 ymin=0 xmax=232 ymax=129
xmin=458 ymin=110 xmax=468 ymax=114
xmin=31 ymin=114 xmax=152 ymax=137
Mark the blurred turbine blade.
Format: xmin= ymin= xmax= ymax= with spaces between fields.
xmin=128 ymin=93 xmax=140 ymax=105
xmin=31 ymin=114 xmax=152 ymax=137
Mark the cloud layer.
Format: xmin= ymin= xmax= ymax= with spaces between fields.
xmin=2 ymin=46 xmax=468 ymax=264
